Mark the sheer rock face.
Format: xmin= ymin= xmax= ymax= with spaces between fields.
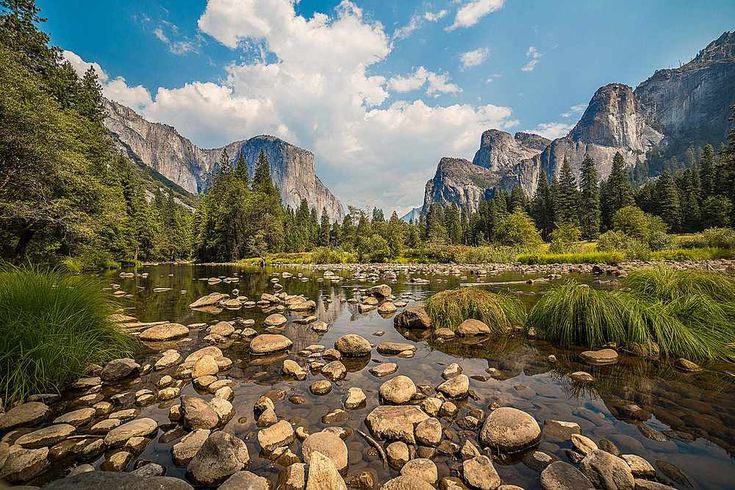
xmin=419 ymin=32 xmax=733 ymax=214
xmin=103 ymin=99 xmax=344 ymax=221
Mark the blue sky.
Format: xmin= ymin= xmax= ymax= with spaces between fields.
xmin=40 ymin=0 xmax=735 ymax=213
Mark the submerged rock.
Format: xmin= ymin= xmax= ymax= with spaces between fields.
xmin=540 ymin=461 xmax=594 ymax=490
xmin=250 ymin=334 xmax=293 ymax=354
xmin=393 ymin=307 xmax=431 ymax=329
xmin=334 ymin=334 xmax=372 ymax=356
xmin=479 ymin=407 xmax=541 ymax=453
xmin=187 ymin=432 xmax=250 ymax=486
xmin=140 ymin=323 xmax=189 ymax=342
xmin=580 ymin=349 xmax=619 ymax=366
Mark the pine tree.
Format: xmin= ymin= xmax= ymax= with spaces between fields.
xmin=253 ymin=150 xmax=277 ymax=196
xmin=554 ymin=159 xmax=579 ymax=226
xmin=218 ymin=149 xmax=231 ymax=176
xmin=425 ymin=204 xmax=447 ymax=244
xmin=78 ymin=66 xmax=106 ymax=123
xmin=699 ymin=144 xmax=716 ymax=198
xmin=234 ymin=151 xmax=249 ymax=184
xmin=578 ymin=155 xmax=600 ymax=239
xmin=318 ymin=208 xmax=330 ymax=246
xmin=531 ymin=170 xmax=554 ymax=240
xmin=509 ymin=185 xmax=528 ymax=212
xmin=601 ymin=152 xmax=634 ymax=229
xmin=655 ymin=169 xmax=681 ymax=232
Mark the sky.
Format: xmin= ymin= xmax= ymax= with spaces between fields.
xmin=39 ymin=0 xmax=735 ymax=215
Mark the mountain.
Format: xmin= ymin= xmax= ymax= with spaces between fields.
xmin=400 ymin=206 xmax=422 ymax=223
xmin=418 ymin=31 xmax=735 ymax=214
xmin=103 ymin=99 xmax=344 ymax=220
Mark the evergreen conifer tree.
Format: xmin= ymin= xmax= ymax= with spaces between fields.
xmin=578 ymin=155 xmax=601 ymax=239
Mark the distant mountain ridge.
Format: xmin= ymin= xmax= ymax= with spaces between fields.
xmin=103 ymin=99 xmax=344 ymax=220
xmin=418 ymin=31 xmax=735 ymax=214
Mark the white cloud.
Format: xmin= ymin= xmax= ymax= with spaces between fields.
xmin=62 ymin=50 xmax=152 ymax=111
xmin=562 ymin=103 xmax=587 ymax=118
xmin=394 ymin=8 xmax=449 ymax=41
xmin=388 ymin=67 xmax=461 ymax=96
xmin=521 ymin=46 xmax=541 ymax=72
xmin=153 ymin=25 xmax=199 ymax=55
xmin=65 ymin=1 xmax=518 ymax=212
xmin=529 ymin=121 xmax=573 ymax=139
xmin=460 ymin=47 xmax=489 ymax=68
xmin=447 ymin=0 xmax=504 ymax=31
xmin=424 ymin=9 xmax=448 ymax=22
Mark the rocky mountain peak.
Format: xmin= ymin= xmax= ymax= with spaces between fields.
xmin=472 ymin=129 xmax=548 ymax=172
xmin=514 ymin=132 xmax=551 ymax=151
xmin=689 ymin=31 xmax=735 ymax=66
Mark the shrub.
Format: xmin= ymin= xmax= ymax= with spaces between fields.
xmin=310 ymin=247 xmax=357 ymax=264
xmin=597 ymin=230 xmax=651 ymax=260
xmin=425 ymin=288 xmax=526 ymax=332
xmin=701 ymin=196 xmax=733 ymax=228
xmin=612 ymin=206 xmax=671 ymax=251
xmin=0 ymin=266 xmax=134 ymax=402
xmin=357 ymin=234 xmax=392 ymax=263
xmin=650 ymin=248 xmax=735 ymax=261
xmin=494 ymin=211 xmax=543 ymax=248
xmin=517 ymin=251 xmax=624 ymax=265
xmin=681 ymin=227 xmax=735 ymax=250
xmin=549 ymin=223 xmax=582 ymax=254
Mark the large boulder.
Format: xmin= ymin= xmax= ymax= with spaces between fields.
xmin=104 ymin=418 xmax=158 ymax=447
xmin=579 ymin=450 xmax=635 ymax=490
xmin=250 ymin=334 xmax=293 ymax=354
xmin=219 ymin=471 xmax=269 ymax=490
xmin=100 ymin=358 xmax=140 ymax=382
xmin=393 ymin=307 xmax=431 ymax=329
xmin=187 ymin=432 xmax=250 ymax=486
xmin=301 ymin=431 xmax=348 ymax=471
xmin=366 ymin=405 xmax=429 ymax=444
xmin=43 ymin=471 xmax=193 ymax=489
xmin=379 ymin=376 xmax=417 ymax=404
xmin=0 ymin=446 xmax=49 ymax=483
xmin=437 ymin=374 xmax=469 ymax=398
xmin=180 ymin=396 xmax=220 ymax=430
xmin=479 ymin=407 xmax=541 ymax=453
xmin=140 ymin=323 xmax=189 ymax=342
xmin=16 ymin=424 xmax=76 ymax=449
xmin=540 ymin=461 xmax=595 ymax=490
xmin=462 ymin=455 xmax=501 ymax=490
xmin=0 ymin=401 xmax=50 ymax=431
xmin=306 ymin=451 xmax=347 ymax=490
xmin=334 ymin=334 xmax=372 ymax=357
xmin=258 ymin=420 xmax=295 ymax=452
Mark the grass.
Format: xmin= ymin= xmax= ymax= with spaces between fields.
xmin=517 ymin=251 xmax=625 ymax=265
xmin=649 ymin=247 xmax=735 ymax=261
xmin=425 ymin=287 xmax=527 ymax=333
xmin=0 ymin=265 xmax=135 ymax=402
xmin=528 ymin=268 xmax=735 ymax=361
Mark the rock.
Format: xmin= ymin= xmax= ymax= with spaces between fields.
xmin=68 ymin=464 xmax=95 ymax=476
xmin=16 ymin=424 xmax=76 ymax=449
xmin=280 ymin=463 xmax=306 ymax=490
xmin=381 ymin=475 xmax=435 ymax=490
xmin=377 ymin=342 xmax=416 ymax=355
xmin=622 ymin=454 xmax=655 ymax=478
xmin=156 ymin=350 xmax=182 ymax=370
xmin=421 ymin=397 xmax=442 ymax=417
xmin=479 ymin=407 xmax=541 ymax=453
xmin=264 ymin=313 xmax=288 ymax=326
xmin=101 ymin=358 xmax=140 ymax=382
xmin=192 ymin=355 xmax=219 ymax=378
xmin=437 ymin=374 xmax=469 ymax=398
xmin=139 ymin=323 xmax=189 ymax=342
xmin=251 ymin=334 xmax=293 ymax=354
xmin=344 ymin=387 xmax=367 ymax=409
xmin=283 ymin=359 xmax=307 ymax=380
xmin=401 ymin=458 xmax=438 ymax=485
xmin=208 ymin=321 xmax=235 ymax=336
xmin=44 ymin=471 xmax=194 ymax=489
xmin=0 ymin=446 xmax=49 ymax=483
xmin=380 ymin=375 xmax=417 ymax=404
xmin=415 ymin=417 xmax=442 ymax=447
xmin=378 ymin=302 xmax=398 ymax=314
xmin=345 ymin=471 xmax=376 ymax=490
xmin=371 ymin=284 xmax=392 ymax=298
xmin=579 ymin=450 xmax=635 ymax=490
xmin=310 ymin=380 xmax=332 ymax=395
xmin=321 ymin=360 xmax=347 ymax=381
xmin=0 ymin=402 xmax=50 ymax=431
xmin=370 ymin=362 xmax=398 ymax=377
xmin=462 ymin=455 xmax=501 ymax=490
xmin=674 ymin=358 xmax=702 ymax=372
xmin=104 ymin=418 xmax=158 ymax=447
xmin=334 ymin=334 xmax=372 ymax=356
xmin=440 ymin=476 xmax=468 ymax=490
xmin=209 ymin=398 xmax=235 ymax=425
xmin=257 ymin=407 xmax=278 ymax=427
xmin=181 ymin=396 xmax=220 ymax=430
xmin=569 ymin=371 xmax=594 ymax=383
xmin=131 ymin=462 xmax=165 ymax=477
xmin=103 ymin=450 xmax=133 ymax=471
xmin=580 ymin=349 xmax=619 ymax=366
xmin=543 ymin=420 xmax=581 ymax=440
xmin=571 ymin=434 xmax=598 ymax=456
xmin=258 ymin=420 xmax=295 ymax=452
xmin=386 ymin=441 xmax=410 ymax=468
xmin=457 ymin=319 xmax=492 ymax=336
xmin=366 ymin=405 xmax=429 ymax=444
xmin=187 ymin=432 xmax=250 ymax=486
xmin=632 ymin=480 xmax=676 ymax=490
xmin=306 ymin=451 xmax=347 ymax=490
xmin=393 ymin=307 xmax=432 ymax=329
xmin=184 ymin=346 xmax=223 ymax=364
xmin=434 ymin=328 xmax=455 ymax=340
xmin=540 ymin=461 xmax=595 ymax=490
xmin=189 ymin=293 xmax=227 ymax=308
xmin=219 ymin=471 xmax=270 ymax=490
xmin=302 ymin=431 xmax=348 ymax=471
xmin=172 ymin=429 xmax=210 ymax=465
xmin=442 ymin=363 xmax=462 ymax=379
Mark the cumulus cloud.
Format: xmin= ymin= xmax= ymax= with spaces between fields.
xmin=529 ymin=121 xmax=574 ymax=139
xmin=447 ymin=0 xmax=504 ymax=31
xmin=65 ymin=1 xmax=518 ymax=213
xmin=388 ymin=67 xmax=461 ymax=96
xmin=521 ymin=46 xmax=542 ymax=72
xmin=62 ymin=50 xmax=152 ymax=111
xmin=460 ymin=47 xmax=489 ymax=68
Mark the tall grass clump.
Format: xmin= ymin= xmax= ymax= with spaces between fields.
xmin=425 ymin=288 xmax=527 ymax=333
xmin=0 ymin=266 xmax=134 ymax=402
xmin=624 ymin=266 xmax=735 ymax=303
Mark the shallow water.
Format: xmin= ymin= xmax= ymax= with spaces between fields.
xmin=33 ymin=265 xmax=735 ymax=488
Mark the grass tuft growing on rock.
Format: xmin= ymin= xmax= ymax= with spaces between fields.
xmin=0 ymin=265 xmax=134 ymax=402
xmin=425 ymin=287 xmax=526 ymax=333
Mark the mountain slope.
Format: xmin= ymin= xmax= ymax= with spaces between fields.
xmin=418 ymin=31 xmax=735 ymax=215
xmin=103 ymin=99 xmax=344 ymax=220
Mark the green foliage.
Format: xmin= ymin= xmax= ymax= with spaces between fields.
xmin=554 ymin=159 xmax=580 ymax=226
xmin=596 ymin=231 xmax=651 ymax=260
xmin=612 ymin=206 xmax=672 ymax=251
xmin=309 ymin=247 xmax=357 ymax=264
xmin=649 ymin=248 xmax=735 ymax=261
xmin=624 ymin=266 xmax=735 ymax=303
xmin=681 ymin=227 xmax=735 ymax=249
xmin=0 ymin=266 xmax=134 ymax=402
xmin=356 ymin=234 xmax=391 ymax=262
xmin=494 ymin=210 xmax=543 ymax=247
xmin=426 ymin=288 xmax=526 ymax=332
xmin=600 ymin=152 xmax=635 ymax=229
xmin=549 ymin=223 xmax=582 ymax=253
xmin=579 ymin=155 xmax=601 ymax=238
xmin=517 ymin=251 xmax=624 ymax=265
xmin=530 ymin=170 xmax=554 ymax=240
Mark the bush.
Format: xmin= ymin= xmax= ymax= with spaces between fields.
xmin=517 ymin=251 xmax=625 ymax=265
xmin=494 ymin=211 xmax=543 ymax=248
xmin=650 ymin=248 xmax=735 ymax=261
xmin=597 ymin=230 xmax=651 ymax=260
xmin=310 ymin=247 xmax=357 ymax=264
xmin=357 ymin=234 xmax=392 ymax=263
xmin=549 ymin=223 xmax=582 ymax=254
xmin=612 ymin=206 xmax=671 ymax=251
xmin=426 ymin=288 xmax=527 ymax=332
xmin=681 ymin=227 xmax=735 ymax=250
xmin=0 ymin=266 xmax=134 ymax=402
